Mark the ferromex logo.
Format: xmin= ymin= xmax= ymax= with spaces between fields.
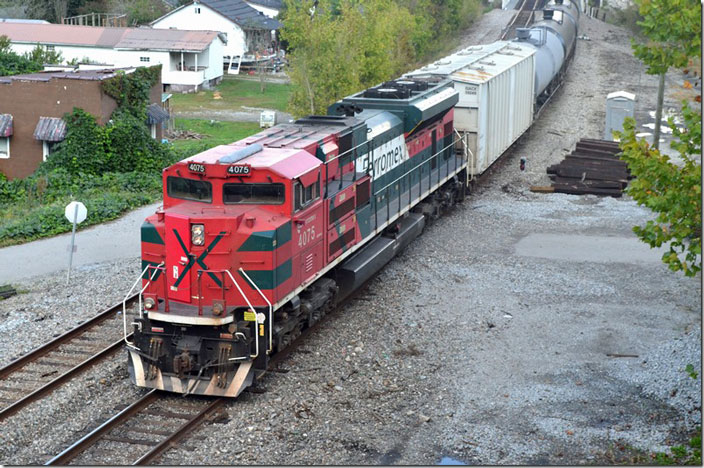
xmin=356 ymin=135 xmax=408 ymax=180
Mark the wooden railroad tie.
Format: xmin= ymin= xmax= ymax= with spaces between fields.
xmin=539 ymin=138 xmax=629 ymax=197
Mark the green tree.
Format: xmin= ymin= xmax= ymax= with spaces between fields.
xmin=616 ymin=104 xmax=701 ymax=277
xmin=24 ymin=45 xmax=64 ymax=65
xmin=631 ymin=0 xmax=701 ymax=148
xmin=0 ymin=36 xmax=43 ymax=76
xmin=281 ymin=0 xmax=415 ymax=116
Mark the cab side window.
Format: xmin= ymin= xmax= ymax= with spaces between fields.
xmin=294 ymin=179 xmax=320 ymax=212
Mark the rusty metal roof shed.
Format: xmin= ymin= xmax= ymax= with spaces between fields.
xmin=0 ymin=23 xmax=222 ymax=52
xmin=34 ymin=117 xmax=67 ymax=142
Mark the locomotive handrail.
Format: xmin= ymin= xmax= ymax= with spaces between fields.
xmin=372 ymin=137 xmax=457 ymax=196
xmin=222 ymin=269 xmax=261 ymax=360
xmin=122 ymin=262 xmax=164 ymax=348
xmin=192 ymin=266 xmax=273 ymax=358
xmin=238 ymin=267 xmax=274 ymax=354
xmin=454 ymin=128 xmax=475 ymax=181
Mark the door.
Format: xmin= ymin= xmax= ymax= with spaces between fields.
xmin=165 ymin=213 xmax=192 ymax=302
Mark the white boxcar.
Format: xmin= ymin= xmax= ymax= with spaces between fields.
xmin=405 ymin=42 xmax=535 ymax=176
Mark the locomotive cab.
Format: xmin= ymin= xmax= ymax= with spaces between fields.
xmin=131 ymin=143 xmax=326 ymax=396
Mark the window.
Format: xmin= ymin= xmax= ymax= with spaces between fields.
xmin=195 ymin=7 xmax=201 ymax=13
xmin=167 ymin=176 xmax=212 ymax=203
xmin=140 ymin=56 xmax=150 ymax=62
xmin=0 ymin=137 xmax=9 ymax=159
xmin=223 ymin=183 xmax=285 ymax=205
xmin=42 ymin=141 xmax=59 ymax=161
xmin=294 ymin=180 xmax=320 ymax=211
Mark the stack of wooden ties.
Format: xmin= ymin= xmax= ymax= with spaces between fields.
xmin=540 ymin=138 xmax=630 ymax=197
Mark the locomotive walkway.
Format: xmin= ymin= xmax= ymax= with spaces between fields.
xmin=0 ymin=202 xmax=160 ymax=283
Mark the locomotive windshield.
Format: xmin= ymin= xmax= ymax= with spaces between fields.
xmin=223 ymin=183 xmax=285 ymax=205
xmin=167 ymin=176 xmax=212 ymax=203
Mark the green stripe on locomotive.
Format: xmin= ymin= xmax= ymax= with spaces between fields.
xmin=237 ymin=222 xmax=292 ymax=252
xmin=239 ymin=259 xmax=292 ymax=290
xmin=141 ymin=221 xmax=164 ymax=245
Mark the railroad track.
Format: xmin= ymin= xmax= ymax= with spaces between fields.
xmin=500 ymin=0 xmax=540 ymax=41
xmin=0 ymin=294 xmax=139 ymax=422
xmin=45 ymin=389 xmax=223 ymax=465
xmin=42 ymin=291 xmax=329 ymax=465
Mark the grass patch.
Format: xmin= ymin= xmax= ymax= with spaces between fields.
xmin=0 ymin=171 xmax=163 ymax=247
xmin=601 ymin=427 xmax=702 ymax=465
xmin=170 ymin=76 xmax=292 ymax=113
xmin=170 ymin=119 xmax=262 ymax=155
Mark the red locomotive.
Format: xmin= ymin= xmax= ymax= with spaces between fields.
xmin=127 ymin=78 xmax=469 ymax=396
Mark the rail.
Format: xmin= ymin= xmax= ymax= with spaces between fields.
xmin=500 ymin=0 xmax=537 ymax=41
xmin=45 ymin=389 xmax=225 ymax=465
xmin=0 ymin=295 xmax=139 ymax=422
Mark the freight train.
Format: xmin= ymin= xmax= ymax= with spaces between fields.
xmin=122 ymin=0 xmax=579 ymax=397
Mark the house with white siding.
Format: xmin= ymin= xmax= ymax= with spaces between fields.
xmin=151 ymin=0 xmax=281 ymax=73
xmin=0 ymin=22 xmax=226 ymax=92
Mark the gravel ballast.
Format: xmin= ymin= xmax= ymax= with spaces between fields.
xmin=0 ymin=10 xmax=701 ymax=466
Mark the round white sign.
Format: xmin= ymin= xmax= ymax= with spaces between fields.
xmin=256 ymin=312 xmax=266 ymax=324
xmin=65 ymin=201 xmax=87 ymax=224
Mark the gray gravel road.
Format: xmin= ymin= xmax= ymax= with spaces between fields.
xmin=0 ymin=10 xmax=700 ymax=466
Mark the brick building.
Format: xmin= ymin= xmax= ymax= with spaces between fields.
xmin=0 ymin=67 xmax=166 ymax=179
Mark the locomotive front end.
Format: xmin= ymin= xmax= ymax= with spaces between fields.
xmin=129 ymin=143 xmax=319 ymax=397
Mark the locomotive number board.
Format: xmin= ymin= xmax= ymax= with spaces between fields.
xmin=227 ymin=164 xmax=251 ymax=176
xmin=188 ymin=162 xmax=206 ymax=173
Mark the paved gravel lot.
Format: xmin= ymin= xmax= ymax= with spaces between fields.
xmin=0 ymin=10 xmax=700 ymax=466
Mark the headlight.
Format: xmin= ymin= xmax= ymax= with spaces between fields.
xmin=191 ymin=224 xmax=205 ymax=245
xmin=144 ymin=297 xmax=156 ymax=310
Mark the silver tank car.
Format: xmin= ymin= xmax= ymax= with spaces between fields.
xmin=514 ymin=0 xmax=579 ymax=104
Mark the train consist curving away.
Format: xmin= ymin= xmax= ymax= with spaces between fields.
xmin=125 ymin=0 xmax=579 ymax=397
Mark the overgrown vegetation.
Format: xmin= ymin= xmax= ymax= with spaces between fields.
xmin=280 ymin=0 xmax=483 ymax=116
xmin=0 ymin=66 xmax=178 ymax=246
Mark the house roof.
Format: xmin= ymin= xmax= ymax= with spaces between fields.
xmin=0 ymin=23 xmax=223 ymax=52
xmin=0 ymin=18 xmax=50 ymax=24
xmin=200 ymin=0 xmax=281 ymax=29
xmin=0 ymin=67 xmax=137 ymax=84
xmin=245 ymin=0 xmax=283 ymax=10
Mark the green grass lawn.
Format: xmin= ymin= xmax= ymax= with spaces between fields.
xmin=170 ymin=119 xmax=262 ymax=155
xmin=170 ymin=76 xmax=291 ymax=113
